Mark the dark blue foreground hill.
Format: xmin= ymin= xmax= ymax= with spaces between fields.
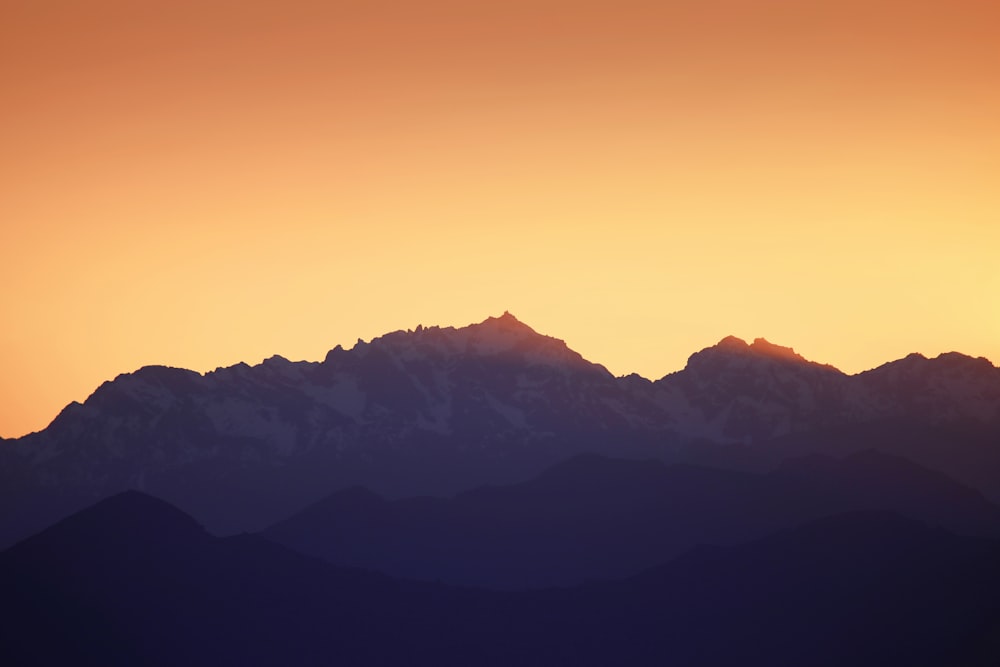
xmin=262 ymin=450 xmax=1000 ymax=588
xmin=4 ymin=491 xmax=1000 ymax=666
xmin=0 ymin=491 xmax=489 ymax=666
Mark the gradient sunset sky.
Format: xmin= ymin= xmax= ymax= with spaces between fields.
xmin=2 ymin=0 xmax=998 ymax=438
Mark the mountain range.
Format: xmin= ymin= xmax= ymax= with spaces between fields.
xmin=2 ymin=312 xmax=999 ymax=548
xmin=5 ymin=313 xmax=1000 ymax=664
xmin=4 ymin=490 xmax=999 ymax=666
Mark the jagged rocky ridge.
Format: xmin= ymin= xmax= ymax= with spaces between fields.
xmin=2 ymin=312 xmax=999 ymax=545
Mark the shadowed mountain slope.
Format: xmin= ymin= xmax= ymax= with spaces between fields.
xmin=263 ymin=450 xmax=1000 ymax=589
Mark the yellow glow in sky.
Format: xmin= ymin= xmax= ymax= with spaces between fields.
xmin=2 ymin=0 xmax=998 ymax=437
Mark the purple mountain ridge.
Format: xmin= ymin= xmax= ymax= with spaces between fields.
xmin=1 ymin=313 xmax=999 ymax=547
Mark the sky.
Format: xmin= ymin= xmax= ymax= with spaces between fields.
xmin=2 ymin=0 xmax=998 ymax=438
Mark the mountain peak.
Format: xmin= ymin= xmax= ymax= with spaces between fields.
xmin=461 ymin=313 xmax=604 ymax=370
xmin=864 ymin=350 xmax=998 ymax=378
xmin=83 ymin=490 xmax=205 ymax=537
xmin=329 ymin=313 xmax=605 ymax=376
xmin=696 ymin=335 xmax=827 ymax=367
xmin=9 ymin=490 xmax=208 ymax=554
xmin=749 ymin=338 xmax=808 ymax=363
xmin=673 ymin=335 xmax=844 ymax=387
xmin=716 ymin=335 xmax=749 ymax=350
xmin=478 ymin=311 xmax=533 ymax=332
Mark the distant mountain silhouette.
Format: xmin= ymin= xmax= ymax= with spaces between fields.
xmin=4 ymin=492 xmax=1000 ymax=666
xmin=2 ymin=313 xmax=999 ymax=548
xmin=263 ymin=450 xmax=1000 ymax=588
xmin=607 ymin=511 xmax=1000 ymax=666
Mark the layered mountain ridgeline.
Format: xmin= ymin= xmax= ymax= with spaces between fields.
xmin=4 ymin=491 xmax=1000 ymax=666
xmin=262 ymin=450 xmax=1000 ymax=589
xmin=0 ymin=313 xmax=675 ymax=546
xmin=2 ymin=313 xmax=999 ymax=547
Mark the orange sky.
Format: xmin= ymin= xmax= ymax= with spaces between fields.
xmin=2 ymin=0 xmax=999 ymax=438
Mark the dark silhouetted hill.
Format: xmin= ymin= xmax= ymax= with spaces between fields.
xmin=263 ymin=450 xmax=1000 ymax=588
xmin=4 ymin=492 xmax=1000 ymax=666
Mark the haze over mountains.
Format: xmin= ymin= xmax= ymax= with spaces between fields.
xmin=2 ymin=313 xmax=999 ymax=548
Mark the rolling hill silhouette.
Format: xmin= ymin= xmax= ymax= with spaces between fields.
xmin=4 ymin=491 xmax=1000 ymax=666
xmin=263 ymin=450 xmax=1000 ymax=588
